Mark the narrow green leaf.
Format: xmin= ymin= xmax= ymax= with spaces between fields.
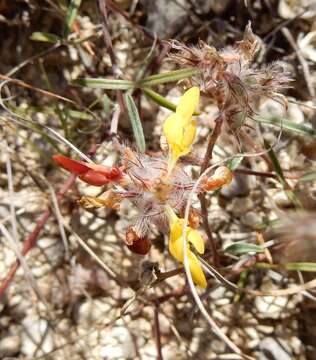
xmin=63 ymin=0 xmax=82 ymax=38
xmin=30 ymin=32 xmax=61 ymax=43
xmin=284 ymin=262 xmax=316 ymax=272
xmin=224 ymin=242 xmax=264 ymax=255
xmin=102 ymin=94 xmax=112 ymax=115
xmin=71 ymin=78 xmax=135 ymax=90
xmin=143 ymin=88 xmax=200 ymax=115
xmin=124 ymin=93 xmax=146 ymax=153
xmin=68 ymin=109 xmax=94 ymax=120
xmin=143 ymin=88 xmax=177 ymax=112
xmin=255 ymin=218 xmax=280 ymax=231
xmin=264 ymin=140 xmax=301 ymax=206
xmin=298 ymin=171 xmax=316 ymax=183
xmin=138 ymin=68 xmax=201 ymax=87
xmin=255 ymin=116 xmax=316 ymax=138
xmin=264 ymin=140 xmax=286 ymax=185
xmin=228 ymin=155 xmax=244 ymax=171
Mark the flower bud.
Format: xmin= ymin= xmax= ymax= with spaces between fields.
xmin=125 ymin=226 xmax=151 ymax=255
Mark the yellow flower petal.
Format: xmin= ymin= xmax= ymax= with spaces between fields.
xmin=176 ymin=87 xmax=200 ymax=123
xmin=188 ymin=229 xmax=204 ymax=254
xmin=163 ymin=113 xmax=185 ymax=150
xmin=166 ymin=206 xmax=206 ymax=288
xmin=181 ymin=120 xmax=196 ymax=152
xmin=187 ymin=251 xmax=207 ymax=288
xmin=163 ymin=87 xmax=200 ymax=174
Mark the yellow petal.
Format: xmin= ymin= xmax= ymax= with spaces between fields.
xmin=176 ymin=87 xmax=200 ymax=123
xmin=169 ymin=221 xmax=185 ymax=262
xmin=188 ymin=229 xmax=204 ymax=254
xmin=182 ymin=120 xmax=196 ymax=151
xmin=188 ymin=251 xmax=207 ymax=288
xmin=169 ymin=234 xmax=207 ymax=288
xmin=163 ymin=113 xmax=185 ymax=143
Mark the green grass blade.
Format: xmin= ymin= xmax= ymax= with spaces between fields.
xmin=143 ymin=88 xmax=177 ymax=112
xmin=71 ymin=78 xmax=135 ymax=90
xmin=298 ymin=171 xmax=316 ymax=183
xmin=264 ymin=140 xmax=286 ymax=186
xmin=224 ymin=242 xmax=264 ymax=255
xmin=142 ymin=88 xmax=200 ymax=115
xmin=63 ymin=0 xmax=82 ymax=38
xmin=30 ymin=32 xmax=62 ymax=44
xmin=264 ymin=140 xmax=301 ymax=206
xmin=255 ymin=116 xmax=316 ymax=138
xmin=138 ymin=68 xmax=201 ymax=87
xmin=284 ymin=262 xmax=316 ymax=272
xmin=124 ymin=93 xmax=146 ymax=153
xmin=228 ymin=155 xmax=244 ymax=171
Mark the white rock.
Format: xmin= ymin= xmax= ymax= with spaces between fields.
xmin=0 ymin=334 xmax=21 ymax=357
xmin=21 ymin=316 xmax=53 ymax=355
xmin=255 ymin=295 xmax=289 ymax=319
xmin=100 ymin=326 xmax=136 ymax=359
xmin=298 ymin=31 xmax=316 ymax=62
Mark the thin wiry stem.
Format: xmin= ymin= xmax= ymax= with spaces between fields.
xmin=0 ymin=80 xmax=93 ymax=163
xmin=198 ymin=116 xmax=223 ymax=267
xmin=0 ymin=174 xmax=77 ymax=297
xmin=48 ymin=186 xmax=70 ymax=260
xmin=153 ymin=303 xmax=164 ymax=360
xmin=62 ymin=221 xmax=125 ymax=286
xmin=1 ymin=144 xmax=50 ymax=309
xmin=183 ymin=158 xmax=250 ymax=358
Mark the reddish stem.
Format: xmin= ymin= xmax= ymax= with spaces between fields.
xmin=0 ymin=174 xmax=77 ymax=298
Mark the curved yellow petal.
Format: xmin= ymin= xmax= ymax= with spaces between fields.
xmin=182 ymin=120 xmax=196 ymax=151
xmin=169 ymin=221 xmax=184 ymax=262
xmin=176 ymin=87 xmax=200 ymax=123
xmin=163 ymin=113 xmax=185 ymax=144
xmin=188 ymin=251 xmax=207 ymax=288
xmin=188 ymin=229 xmax=204 ymax=254
xmin=163 ymin=88 xmax=200 ymax=173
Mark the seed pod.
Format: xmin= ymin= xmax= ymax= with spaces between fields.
xmin=125 ymin=226 xmax=151 ymax=255
xmin=202 ymin=166 xmax=233 ymax=191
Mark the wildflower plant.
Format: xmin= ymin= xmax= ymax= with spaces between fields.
xmin=52 ymin=22 xmax=293 ymax=293
xmin=53 ymin=88 xmax=232 ymax=288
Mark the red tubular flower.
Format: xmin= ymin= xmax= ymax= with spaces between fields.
xmin=52 ymin=155 xmax=123 ymax=186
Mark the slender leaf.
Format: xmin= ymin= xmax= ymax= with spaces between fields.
xmin=71 ymin=78 xmax=135 ymax=90
xmin=256 ymin=262 xmax=316 ymax=272
xmin=67 ymin=109 xmax=94 ymax=120
xmin=138 ymin=68 xmax=201 ymax=87
xmin=264 ymin=140 xmax=286 ymax=186
xmin=224 ymin=242 xmax=264 ymax=255
xmin=124 ymin=93 xmax=146 ymax=153
xmin=63 ymin=0 xmax=82 ymax=38
xmin=143 ymin=88 xmax=177 ymax=112
xmin=30 ymin=32 xmax=62 ymax=43
xmin=143 ymin=88 xmax=200 ymax=115
xmin=284 ymin=262 xmax=316 ymax=272
xmin=298 ymin=171 xmax=316 ymax=183
xmin=255 ymin=116 xmax=316 ymax=138
xmin=228 ymin=155 xmax=244 ymax=171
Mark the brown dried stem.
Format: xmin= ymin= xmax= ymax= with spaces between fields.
xmin=198 ymin=115 xmax=223 ymax=267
